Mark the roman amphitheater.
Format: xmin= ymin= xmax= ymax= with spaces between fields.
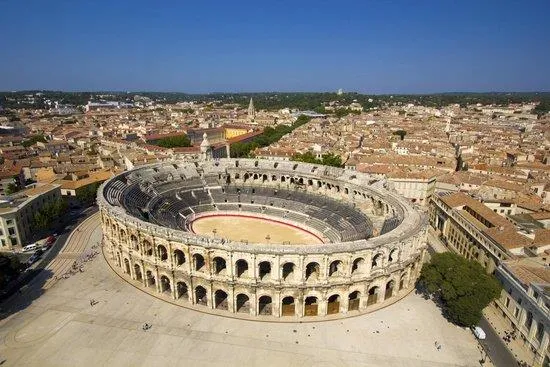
xmin=99 ymin=157 xmax=427 ymax=320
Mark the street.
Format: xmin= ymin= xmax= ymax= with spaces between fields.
xmin=479 ymin=316 xmax=519 ymax=367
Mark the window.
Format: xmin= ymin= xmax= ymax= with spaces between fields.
xmin=514 ymin=307 xmax=520 ymax=318
xmin=6 ymin=219 xmax=13 ymax=225
xmin=505 ymin=297 xmax=510 ymax=308
xmin=8 ymin=227 xmax=15 ymax=236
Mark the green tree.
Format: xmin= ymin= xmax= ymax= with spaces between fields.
xmin=5 ymin=182 xmax=18 ymax=195
xmin=0 ymin=254 xmax=24 ymax=289
xmin=417 ymin=252 xmax=501 ymax=326
xmin=153 ymin=134 xmax=191 ymax=148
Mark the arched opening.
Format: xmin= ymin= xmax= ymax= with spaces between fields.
xmin=281 ymin=296 xmax=295 ymax=316
xmin=143 ymin=240 xmax=153 ymax=256
xmin=213 ymin=257 xmax=227 ymax=275
xmin=399 ymin=275 xmax=405 ymax=290
xmin=351 ymin=258 xmax=365 ymax=274
xmin=193 ymin=254 xmax=205 ymax=271
xmin=304 ymin=296 xmax=319 ymax=316
xmin=371 ymin=254 xmax=382 ymax=269
xmin=130 ymin=234 xmax=138 ymax=250
xmin=305 ymin=262 xmax=320 ymax=281
xmin=123 ymin=258 xmax=130 ymax=274
xmin=258 ymin=261 xmax=271 ymax=280
xmin=119 ymin=229 xmax=126 ymax=240
xmin=282 ymin=262 xmax=295 ymax=281
xmin=271 ymin=175 xmax=277 ymax=181
xmin=329 ymin=260 xmax=343 ymax=277
xmin=367 ymin=286 xmax=379 ymax=306
xmin=281 ymin=176 xmax=286 ymax=183
xmin=348 ymin=291 xmax=361 ymax=311
xmin=160 ymin=275 xmax=171 ymax=294
xmin=258 ymin=296 xmax=272 ymax=315
xmin=236 ymin=259 xmax=248 ymax=277
xmin=116 ymin=253 xmax=121 ymax=267
xmin=385 ymin=280 xmax=395 ymax=299
xmin=176 ymin=282 xmax=188 ymax=300
xmin=145 ymin=270 xmax=155 ymax=288
xmin=195 ymin=286 xmax=207 ymax=306
xmin=214 ymin=290 xmax=228 ymax=310
xmin=327 ymin=294 xmax=341 ymax=314
xmin=236 ymin=294 xmax=250 ymax=313
xmin=134 ymin=264 xmax=142 ymax=281
xmin=388 ymin=249 xmax=398 ymax=262
xmin=157 ymin=245 xmax=168 ymax=261
xmin=262 ymin=174 xmax=268 ymax=182
xmin=174 ymin=249 xmax=185 ymax=266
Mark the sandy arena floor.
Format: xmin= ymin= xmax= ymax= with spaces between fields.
xmin=191 ymin=215 xmax=323 ymax=244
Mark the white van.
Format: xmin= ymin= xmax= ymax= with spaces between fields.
xmin=472 ymin=326 xmax=486 ymax=340
xmin=23 ymin=243 xmax=38 ymax=252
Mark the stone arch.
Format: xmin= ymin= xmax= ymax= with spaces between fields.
xmin=213 ymin=256 xmax=227 ymax=275
xmin=388 ymin=248 xmax=399 ymax=262
xmin=145 ymin=270 xmax=156 ymax=288
xmin=235 ymin=259 xmax=248 ymax=277
xmin=351 ymin=257 xmax=366 ymax=274
xmin=304 ymin=296 xmax=319 ymax=316
xmin=193 ymin=254 xmax=205 ymax=271
xmin=305 ymin=262 xmax=320 ymax=281
xmin=123 ymin=258 xmax=130 ymax=274
xmin=130 ymin=234 xmax=139 ymax=250
xmin=258 ymin=295 xmax=272 ymax=315
xmin=281 ymin=262 xmax=296 ymax=281
xmin=176 ymin=281 xmax=188 ymax=300
xmin=371 ymin=253 xmax=383 ymax=268
xmin=327 ymin=294 xmax=341 ymax=314
xmin=134 ymin=263 xmax=142 ymax=281
xmin=143 ymin=240 xmax=153 ymax=256
xmin=157 ymin=245 xmax=168 ymax=261
xmin=348 ymin=291 xmax=361 ymax=311
xmin=174 ymin=249 xmax=185 ymax=266
xmin=214 ymin=289 xmax=228 ymax=310
xmin=236 ymin=294 xmax=250 ymax=313
xmin=367 ymin=286 xmax=379 ymax=306
xmin=258 ymin=261 xmax=271 ymax=280
xmin=195 ymin=286 xmax=207 ymax=306
xmin=160 ymin=275 xmax=171 ymax=294
xmin=281 ymin=296 xmax=296 ymax=316
xmin=329 ymin=260 xmax=343 ymax=277
xmin=385 ymin=279 xmax=395 ymax=299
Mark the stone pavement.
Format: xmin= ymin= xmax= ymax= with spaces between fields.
xmin=0 ymin=215 xmax=484 ymax=367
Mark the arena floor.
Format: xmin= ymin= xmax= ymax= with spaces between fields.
xmin=190 ymin=214 xmax=323 ymax=245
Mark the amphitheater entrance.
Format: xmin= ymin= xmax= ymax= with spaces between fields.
xmin=327 ymin=294 xmax=340 ymax=314
xmin=236 ymin=294 xmax=250 ymax=313
xmin=195 ymin=286 xmax=207 ymax=306
xmin=123 ymin=258 xmax=130 ymax=274
xmin=134 ymin=264 xmax=142 ymax=281
xmin=348 ymin=291 xmax=360 ymax=311
xmin=281 ymin=296 xmax=295 ymax=316
xmin=190 ymin=215 xmax=322 ymax=245
xmin=385 ymin=280 xmax=395 ymax=300
xmin=214 ymin=290 xmax=228 ymax=310
xmin=367 ymin=287 xmax=379 ymax=306
xmin=304 ymin=296 xmax=319 ymax=316
xmin=176 ymin=282 xmax=188 ymax=300
xmin=160 ymin=275 xmax=171 ymax=294
xmin=258 ymin=296 xmax=272 ymax=315
xmin=145 ymin=270 xmax=155 ymax=288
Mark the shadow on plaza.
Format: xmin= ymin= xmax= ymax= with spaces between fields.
xmin=0 ymin=268 xmax=54 ymax=321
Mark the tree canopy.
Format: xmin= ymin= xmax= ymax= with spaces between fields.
xmin=153 ymin=134 xmax=191 ymax=148
xmin=392 ymin=130 xmax=407 ymax=140
xmin=33 ymin=199 xmax=68 ymax=231
xmin=417 ymin=252 xmax=502 ymax=327
xmin=292 ymin=151 xmax=343 ymax=167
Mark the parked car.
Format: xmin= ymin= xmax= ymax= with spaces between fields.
xmin=26 ymin=253 xmax=41 ymax=266
xmin=22 ymin=243 xmax=38 ymax=252
xmin=472 ymin=326 xmax=486 ymax=340
xmin=45 ymin=235 xmax=56 ymax=245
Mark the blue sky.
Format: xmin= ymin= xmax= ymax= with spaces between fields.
xmin=1 ymin=0 xmax=549 ymax=93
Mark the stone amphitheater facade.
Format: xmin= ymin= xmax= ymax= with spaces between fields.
xmin=99 ymin=158 xmax=428 ymax=320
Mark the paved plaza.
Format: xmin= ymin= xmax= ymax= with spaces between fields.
xmin=0 ymin=215 xmax=484 ymax=367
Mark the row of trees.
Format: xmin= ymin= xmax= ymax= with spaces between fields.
xmin=230 ymin=115 xmax=312 ymax=158
xmin=21 ymin=135 xmax=47 ymax=148
xmin=152 ymin=134 xmax=191 ymax=148
xmin=291 ymin=151 xmax=343 ymax=167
